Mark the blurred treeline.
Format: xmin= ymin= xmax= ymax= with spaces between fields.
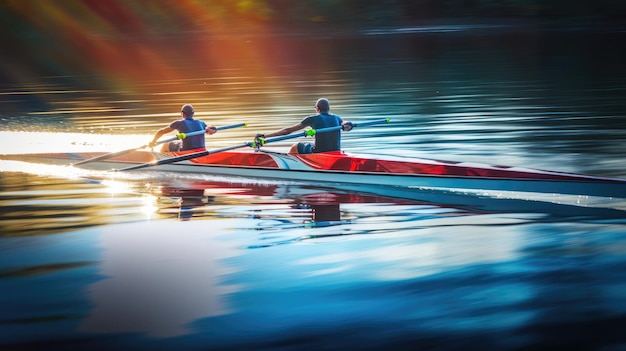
xmin=259 ymin=0 xmax=625 ymax=25
xmin=1 ymin=0 xmax=625 ymax=38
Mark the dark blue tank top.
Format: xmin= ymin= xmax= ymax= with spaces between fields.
xmin=300 ymin=113 xmax=343 ymax=152
xmin=169 ymin=118 xmax=208 ymax=150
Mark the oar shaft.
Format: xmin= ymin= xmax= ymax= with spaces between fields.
xmin=72 ymin=146 xmax=148 ymax=165
xmin=117 ymin=142 xmax=253 ymax=171
xmin=351 ymin=118 xmax=390 ymax=128
xmin=261 ymin=118 xmax=390 ymax=144
xmin=261 ymin=130 xmax=310 ymax=143
xmin=159 ymin=130 xmax=205 ymax=144
xmin=163 ymin=122 xmax=248 ymax=144
xmin=215 ymin=122 xmax=247 ymax=131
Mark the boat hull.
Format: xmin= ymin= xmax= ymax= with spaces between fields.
xmin=2 ymin=150 xmax=625 ymax=198
xmin=158 ymin=162 xmax=626 ymax=199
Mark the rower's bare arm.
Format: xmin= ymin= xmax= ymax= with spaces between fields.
xmin=150 ymin=126 xmax=174 ymax=147
xmin=265 ymin=123 xmax=304 ymax=138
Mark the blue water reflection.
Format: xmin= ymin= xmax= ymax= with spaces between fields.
xmin=79 ymin=221 xmax=241 ymax=338
xmin=2 ymin=171 xmax=626 ymax=350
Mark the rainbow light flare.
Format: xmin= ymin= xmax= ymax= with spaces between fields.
xmin=0 ymin=0 xmax=339 ymax=134
xmin=2 ymin=0 xmax=283 ymax=93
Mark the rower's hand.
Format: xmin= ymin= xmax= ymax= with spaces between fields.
xmin=342 ymin=122 xmax=353 ymax=131
xmin=206 ymin=126 xmax=217 ymax=135
xmin=148 ymin=140 xmax=157 ymax=148
xmin=254 ymin=133 xmax=266 ymax=147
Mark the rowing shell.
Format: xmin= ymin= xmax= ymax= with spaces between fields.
xmin=3 ymin=149 xmax=625 ymax=199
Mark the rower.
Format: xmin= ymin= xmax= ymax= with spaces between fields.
xmin=149 ymin=104 xmax=218 ymax=152
xmin=256 ymin=98 xmax=353 ymax=154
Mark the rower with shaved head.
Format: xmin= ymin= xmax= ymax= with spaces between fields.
xmin=257 ymin=98 xmax=353 ymax=154
xmin=149 ymin=104 xmax=218 ymax=152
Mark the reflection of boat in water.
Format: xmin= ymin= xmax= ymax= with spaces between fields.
xmin=153 ymin=182 xmax=353 ymax=223
xmin=3 ymin=148 xmax=625 ymax=198
xmin=148 ymin=178 xmax=626 ymax=224
xmin=153 ymin=187 xmax=215 ymax=220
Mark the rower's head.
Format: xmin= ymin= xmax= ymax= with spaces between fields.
xmin=181 ymin=104 xmax=194 ymax=118
xmin=314 ymin=98 xmax=330 ymax=113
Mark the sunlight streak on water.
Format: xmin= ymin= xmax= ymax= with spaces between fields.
xmin=0 ymin=131 xmax=148 ymax=155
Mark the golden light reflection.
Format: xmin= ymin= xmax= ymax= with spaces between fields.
xmin=101 ymin=179 xmax=132 ymax=194
xmin=0 ymin=131 xmax=148 ymax=155
xmin=100 ymin=179 xmax=160 ymax=219
xmin=140 ymin=195 xmax=160 ymax=220
xmin=0 ymin=168 xmax=156 ymax=237
xmin=0 ymin=160 xmax=94 ymax=179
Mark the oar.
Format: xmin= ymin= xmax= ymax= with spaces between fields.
xmin=117 ymin=118 xmax=390 ymax=172
xmin=257 ymin=118 xmax=391 ymax=145
xmin=116 ymin=141 xmax=259 ymax=171
xmin=72 ymin=122 xmax=247 ymax=166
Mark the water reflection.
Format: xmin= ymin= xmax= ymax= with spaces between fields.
xmin=152 ymin=181 xmax=351 ymax=225
xmin=310 ymin=203 xmax=340 ymax=222
xmin=2 ymin=169 xmax=626 ymax=348
xmin=77 ymin=181 xmax=420 ymax=338
xmin=0 ymin=171 xmax=152 ymax=237
xmin=154 ymin=186 xmax=215 ymax=220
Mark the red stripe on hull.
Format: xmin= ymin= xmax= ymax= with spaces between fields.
xmin=293 ymin=152 xmax=597 ymax=181
xmin=174 ymin=150 xmax=280 ymax=168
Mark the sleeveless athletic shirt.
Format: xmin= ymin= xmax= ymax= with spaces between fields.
xmin=169 ymin=118 xmax=207 ymax=150
xmin=300 ymin=113 xmax=343 ymax=152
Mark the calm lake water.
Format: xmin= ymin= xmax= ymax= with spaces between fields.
xmin=1 ymin=24 xmax=626 ymax=350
